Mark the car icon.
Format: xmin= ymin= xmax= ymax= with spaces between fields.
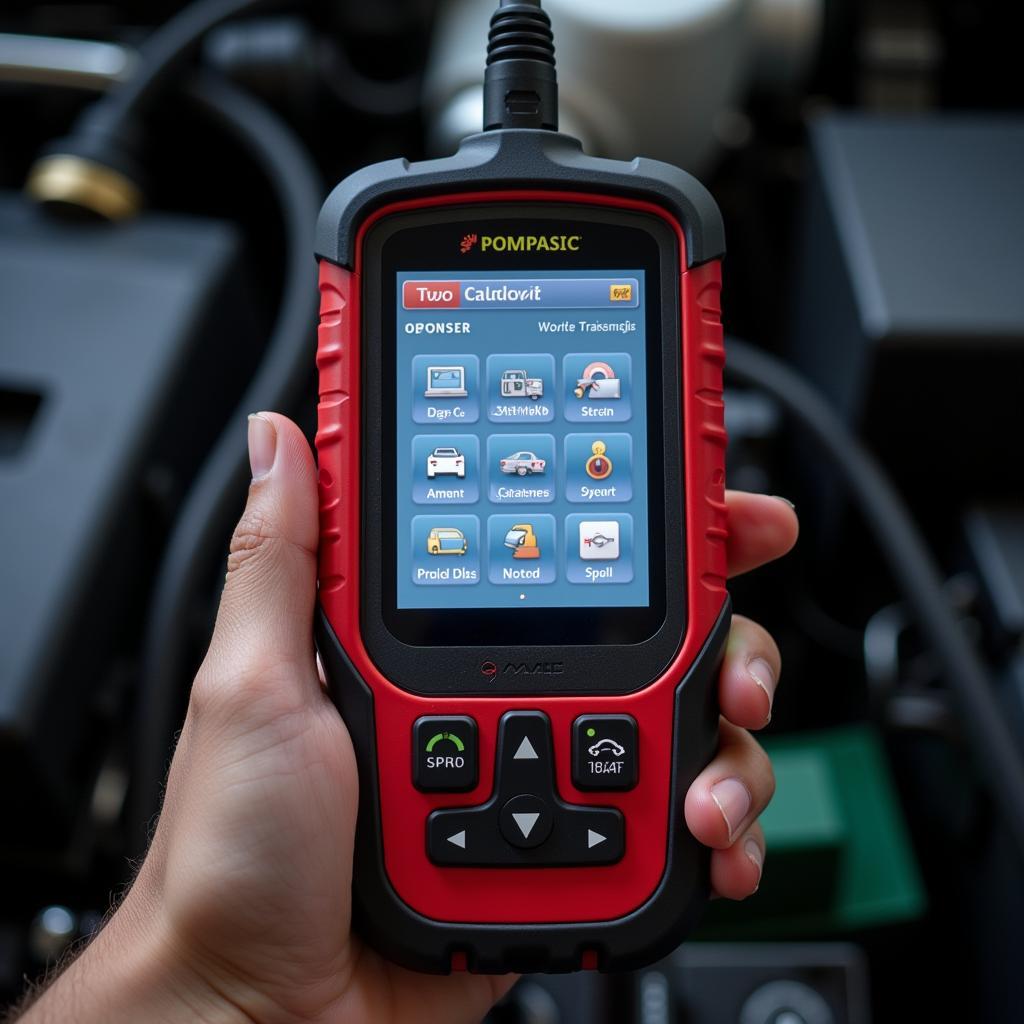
xmin=426 ymin=527 xmax=468 ymax=556
xmin=499 ymin=451 xmax=546 ymax=476
xmin=587 ymin=738 xmax=626 ymax=758
xmin=426 ymin=447 xmax=465 ymax=478
xmin=500 ymin=368 xmax=544 ymax=400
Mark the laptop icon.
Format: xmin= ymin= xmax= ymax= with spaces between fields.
xmin=425 ymin=365 xmax=468 ymax=398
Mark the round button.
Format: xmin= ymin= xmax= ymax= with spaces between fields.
xmin=499 ymin=794 xmax=553 ymax=849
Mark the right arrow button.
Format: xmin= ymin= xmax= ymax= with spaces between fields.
xmin=570 ymin=807 xmax=625 ymax=864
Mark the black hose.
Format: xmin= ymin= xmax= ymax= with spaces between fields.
xmin=725 ymin=337 xmax=1024 ymax=860
xmin=86 ymin=0 xmax=271 ymax=130
xmin=130 ymin=72 xmax=320 ymax=849
xmin=42 ymin=0 xmax=278 ymax=185
xmin=318 ymin=38 xmax=421 ymax=118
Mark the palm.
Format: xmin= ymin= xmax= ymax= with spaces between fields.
xmin=128 ymin=415 xmax=793 ymax=1024
xmin=149 ymin=658 xmax=505 ymax=1022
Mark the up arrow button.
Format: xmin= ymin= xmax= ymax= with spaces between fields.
xmin=497 ymin=710 xmax=555 ymax=797
xmin=513 ymin=736 xmax=539 ymax=760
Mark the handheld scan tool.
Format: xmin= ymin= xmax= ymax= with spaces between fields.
xmin=314 ymin=0 xmax=729 ymax=974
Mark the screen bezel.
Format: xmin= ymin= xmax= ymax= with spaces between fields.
xmin=360 ymin=202 xmax=688 ymax=696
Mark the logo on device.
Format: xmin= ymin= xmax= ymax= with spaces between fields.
xmin=479 ymin=234 xmax=582 ymax=253
xmin=503 ymin=662 xmax=564 ymax=675
xmin=459 ymin=233 xmax=479 ymax=254
xmin=403 ymin=281 xmax=461 ymax=309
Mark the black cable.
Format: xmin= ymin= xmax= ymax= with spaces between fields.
xmin=725 ymin=337 xmax=1024 ymax=860
xmin=130 ymin=72 xmax=320 ymax=849
xmin=318 ymin=38 xmax=421 ymax=118
xmin=101 ymin=0 xmax=271 ymax=124
xmin=40 ymin=0 xmax=277 ymax=189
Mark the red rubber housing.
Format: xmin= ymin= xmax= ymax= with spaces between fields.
xmin=316 ymin=190 xmax=727 ymax=925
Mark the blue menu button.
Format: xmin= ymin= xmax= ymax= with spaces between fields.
xmin=487 ymin=515 xmax=556 ymax=585
xmin=411 ymin=516 xmax=481 ymax=585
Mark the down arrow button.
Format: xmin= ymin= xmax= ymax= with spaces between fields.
xmin=499 ymin=794 xmax=553 ymax=849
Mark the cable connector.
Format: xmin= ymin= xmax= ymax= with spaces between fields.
xmin=24 ymin=0 xmax=266 ymax=220
xmin=26 ymin=107 xmax=145 ymax=220
xmin=483 ymin=0 xmax=558 ymax=132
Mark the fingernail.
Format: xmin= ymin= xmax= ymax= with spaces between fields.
xmin=747 ymin=657 xmax=776 ymax=724
xmin=710 ymin=778 xmax=752 ymax=843
xmin=744 ymin=837 xmax=764 ymax=892
xmin=248 ymin=413 xmax=277 ymax=480
xmin=772 ymin=495 xmax=796 ymax=510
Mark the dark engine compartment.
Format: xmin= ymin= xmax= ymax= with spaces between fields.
xmin=1 ymin=1 xmax=1023 ymax=1020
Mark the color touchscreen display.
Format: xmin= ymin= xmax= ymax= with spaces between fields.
xmin=395 ymin=270 xmax=650 ymax=610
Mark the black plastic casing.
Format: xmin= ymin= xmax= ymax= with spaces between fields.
xmin=315 ymin=130 xmax=725 ymax=270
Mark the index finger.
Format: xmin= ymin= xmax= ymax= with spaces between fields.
xmin=725 ymin=491 xmax=798 ymax=578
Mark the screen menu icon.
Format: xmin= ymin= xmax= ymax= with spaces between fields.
xmin=424 ymin=365 xmax=468 ymax=398
xmin=412 ymin=354 xmax=480 ymax=424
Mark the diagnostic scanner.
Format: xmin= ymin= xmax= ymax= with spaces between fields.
xmin=314 ymin=0 xmax=729 ymax=974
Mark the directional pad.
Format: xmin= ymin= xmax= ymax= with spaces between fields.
xmin=427 ymin=711 xmax=624 ymax=867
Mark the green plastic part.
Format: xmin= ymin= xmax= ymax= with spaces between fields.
xmin=698 ymin=725 xmax=926 ymax=938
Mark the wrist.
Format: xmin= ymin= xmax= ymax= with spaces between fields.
xmin=20 ymin=889 xmax=253 ymax=1024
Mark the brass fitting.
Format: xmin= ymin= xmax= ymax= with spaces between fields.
xmin=25 ymin=154 xmax=142 ymax=220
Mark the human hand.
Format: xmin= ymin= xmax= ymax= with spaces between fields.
xmin=684 ymin=490 xmax=798 ymax=899
xmin=19 ymin=413 xmax=795 ymax=1024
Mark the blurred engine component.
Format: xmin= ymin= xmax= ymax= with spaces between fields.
xmin=789 ymin=114 xmax=1024 ymax=517
xmin=635 ymin=943 xmax=870 ymax=1024
xmin=485 ymin=973 xmax=609 ymax=1024
xmin=0 ymin=194 xmax=258 ymax=854
xmin=424 ymin=0 xmax=825 ymax=169
xmin=0 ymin=32 xmax=136 ymax=90
xmin=962 ymin=504 xmax=1024 ymax=741
xmin=1 ymin=0 xmax=1023 ymax=1017
xmin=203 ymin=17 xmax=422 ymax=118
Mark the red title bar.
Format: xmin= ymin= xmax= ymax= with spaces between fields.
xmin=402 ymin=280 xmax=461 ymax=309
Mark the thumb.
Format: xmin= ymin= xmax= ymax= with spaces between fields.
xmin=202 ymin=412 xmax=320 ymax=689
